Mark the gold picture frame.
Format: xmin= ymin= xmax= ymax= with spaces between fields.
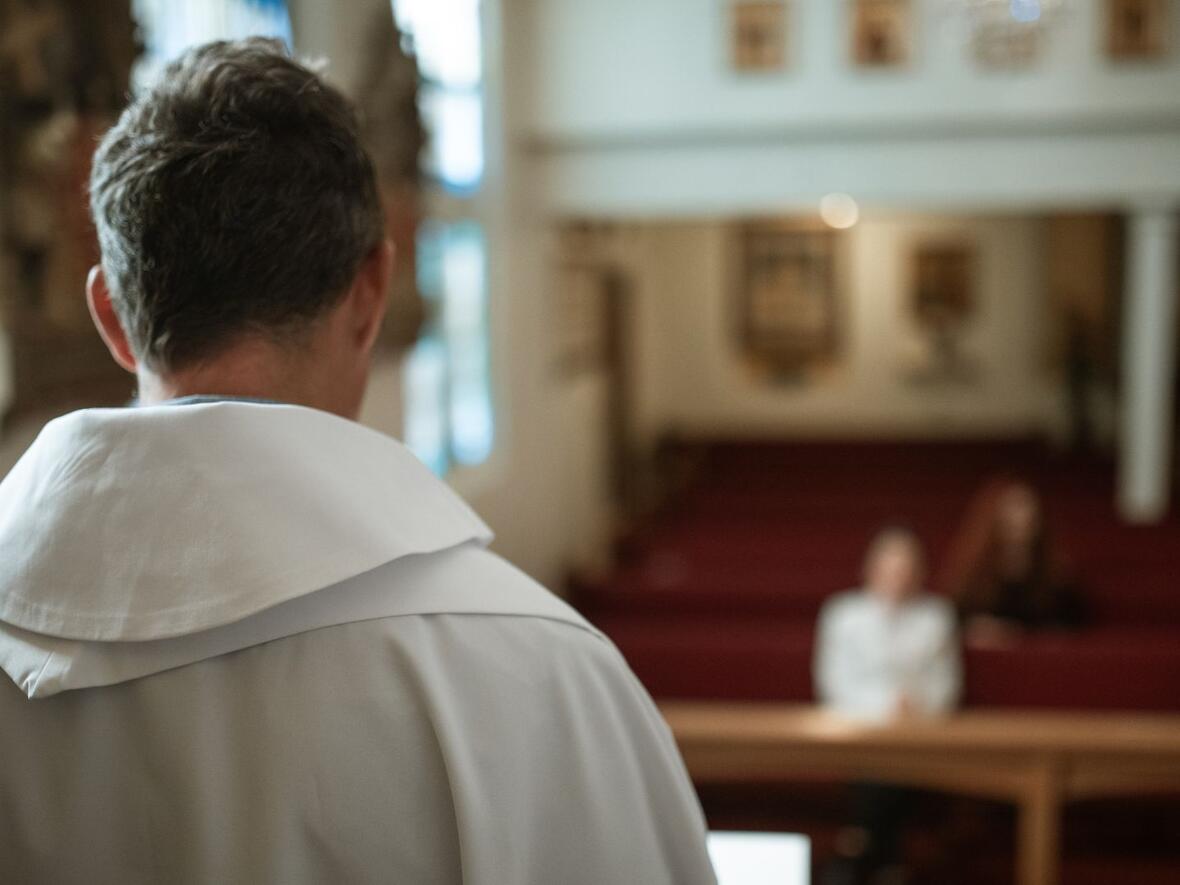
xmin=1106 ymin=0 xmax=1170 ymax=60
xmin=907 ymin=241 xmax=978 ymax=385
xmin=852 ymin=0 xmax=912 ymax=68
xmin=913 ymin=244 xmax=974 ymax=324
xmin=731 ymin=1 xmax=787 ymax=72
xmin=735 ymin=221 xmax=842 ymax=379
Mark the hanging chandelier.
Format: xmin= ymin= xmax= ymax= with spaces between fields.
xmin=953 ymin=0 xmax=1071 ymax=66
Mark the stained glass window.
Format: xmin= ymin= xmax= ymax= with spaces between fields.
xmin=133 ymin=0 xmax=292 ymax=91
xmin=395 ymin=0 xmax=494 ymax=475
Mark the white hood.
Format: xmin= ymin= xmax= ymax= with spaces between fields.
xmin=0 ymin=401 xmax=497 ymax=696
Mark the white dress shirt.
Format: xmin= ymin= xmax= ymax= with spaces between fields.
xmin=814 ymin=590 xmax=962 ymax=721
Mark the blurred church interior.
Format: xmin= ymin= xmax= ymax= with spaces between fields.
xmin=1 ymin=0 xmax=1179 ymax=883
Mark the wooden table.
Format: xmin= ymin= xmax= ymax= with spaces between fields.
xmin=661 ymin=703 xmax=1180 ymax=885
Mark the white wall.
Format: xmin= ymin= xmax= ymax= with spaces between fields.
xmin=527 ymin=0 xmax=1180 ymax=138
xmin=557 ymin=373 xmax=616 ymax=572
xmin=438 ymin=2 xmax=578 ymax=586
xmin=627 ymin=214 xmax=1060 ymax=440
xmin=522 ymin=0 xmax=1180 ymax=214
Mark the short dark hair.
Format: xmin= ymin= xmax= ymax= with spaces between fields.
xmin=863 ymin=525 xmax=925 ymax=574
xmin=89 ymin=38 xmax=383 ymax=371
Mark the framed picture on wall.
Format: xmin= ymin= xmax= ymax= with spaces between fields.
xmin=730 ymin=1 xmax=788 ymax=72
xmin=852 ymin=0 xmax=912 ymax=68
xmin=735 ymin=222 xmax=842 ymax=379
xmin=907 ymin=242 xmax=978 ymax=385
xmin=1106 ymin=0 xmax=1170 ymax=60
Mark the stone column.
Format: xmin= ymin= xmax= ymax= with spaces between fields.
xmin=1119 ymin=208 xmax=1178 ymax=523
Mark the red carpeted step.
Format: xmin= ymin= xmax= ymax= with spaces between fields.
xmin=587 ymin=615 xmax=817 ymax=701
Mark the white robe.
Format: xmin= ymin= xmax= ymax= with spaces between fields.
xmin=0 ymin=401 xmax=715 ymax=885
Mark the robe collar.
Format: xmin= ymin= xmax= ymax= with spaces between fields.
xmin=0 ymin=401 xmax=493 ymax=642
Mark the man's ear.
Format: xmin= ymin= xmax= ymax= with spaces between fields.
xmin=351 ymin=239 xmax=394 ymax=356
xmin=86 ymin=266 xmax=138 ymax=373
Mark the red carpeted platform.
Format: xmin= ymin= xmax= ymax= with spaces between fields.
xmin=574 ymin=438 xmax=1180 ymax=712
xmin=570 ymin=438 xmax=1180 ymax=882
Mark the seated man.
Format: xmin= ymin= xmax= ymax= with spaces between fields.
xmin=0 ymin=39 xmax=715 ymax=885
xmin=815 ymin=527 xmax=961 ymax=721
xmin=814 ymin=527 xmax=961 ymax=884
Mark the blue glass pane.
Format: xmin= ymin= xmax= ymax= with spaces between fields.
xmin=391 ymin=0 xmax=484 ymax=192
xmin=415 ymin=220 xmax=447 ymax=303
xmin=133 ymin=0 xmax=293 ymax=91
xmin=403 ymin=335 xmax=451 ymax=475
xmin=1009 ymin=0 xmax=1043 ymax=23
xmin=421 ymin=87 xmax=484 ymax=194
xmin=441 ymin=222 xmax=493 ymax=465
xmin=391 ymin=0 xmax=482 ymax=89
xmin=403 ymin=221 xmax=494 ymax=474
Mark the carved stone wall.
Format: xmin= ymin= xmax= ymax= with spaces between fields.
xmin=351 ymin=1 xmax=426 ymax=355
xmin=0 ymin=2 xmax=425 ymax=426
xmin=0 ymin=0 xmax=139 ymax=422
